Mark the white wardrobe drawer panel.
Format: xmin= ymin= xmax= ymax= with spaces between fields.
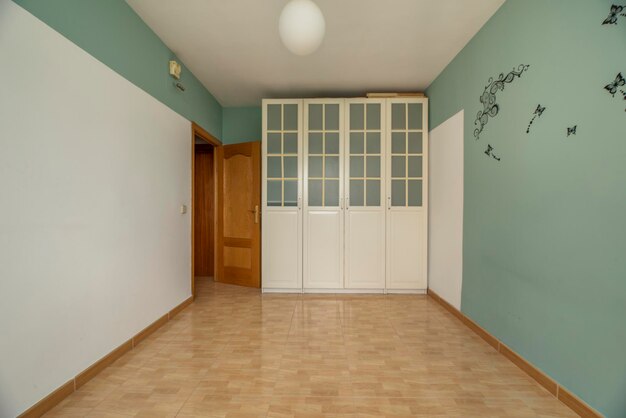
xmin=345 ymin=210 xmax=385 ymax=289
xmin=387 ymin=210 xmax=426 ymax=290
xmin=304 ymin=210 xmax=343 ymax=289
xmin=263 ymin=210 xmax=301 ymax=289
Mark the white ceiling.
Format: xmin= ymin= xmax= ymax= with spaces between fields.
xmin=127 ymin=0 xmax=504 ymax=107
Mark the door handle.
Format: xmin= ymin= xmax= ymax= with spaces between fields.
xmin=248 ymin=205 xmax=260 ymax=224
xmin=387 ymin=196 xmax=391 ymax=210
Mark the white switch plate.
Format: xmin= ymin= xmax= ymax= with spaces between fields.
xmin=180 ymin=204 xmax=187 ymax=214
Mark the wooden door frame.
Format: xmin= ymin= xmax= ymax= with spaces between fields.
xmin=191 ymin=122 xmax=221 ymax=299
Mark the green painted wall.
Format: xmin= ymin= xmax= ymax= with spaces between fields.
xmin=222 ymin=106 xmax=262 ymax=144
xmin=13 ymin=0 xmax=222 ymax=138
xmin=426 ymin=1 xmax=626 ymax=416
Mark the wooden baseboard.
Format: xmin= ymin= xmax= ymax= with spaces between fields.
xmin=17 ymin=380 xmax=74 ymax=418
xmin=75 ymin=339 xmax=133 ymax=389
xmin=427 ymin=289 xmax=603 ymax=418
xmin=18 ymin=295 xmax=194 ymax=418
xmin=132 ymin=314 xmax=169 ymax=347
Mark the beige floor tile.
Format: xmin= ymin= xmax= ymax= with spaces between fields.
xmin=44 ymin=278 xmax=577 ymax=418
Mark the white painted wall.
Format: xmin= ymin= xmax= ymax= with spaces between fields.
xmin=428 ymin=110 xmax=464 ymax=309
xmin=0 ymin=2 xmax=192 ymax=415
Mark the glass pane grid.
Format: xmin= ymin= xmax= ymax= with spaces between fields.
xmin=348 ymin=103 xmax=382 ymax=207
xmin=390 ymin=102 xmax=424 ymax=207
xmin=267 ymin=104 xmax=299 ymax=207
xmin=308 ymin=103 xmax=341 ymax=207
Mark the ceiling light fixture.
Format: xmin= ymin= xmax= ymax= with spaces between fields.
xmin=279 ymin=0 xmax=325 ymax=56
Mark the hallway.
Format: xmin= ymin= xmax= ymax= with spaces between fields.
xmin=44 ymin=279 xmax=574 ymax=417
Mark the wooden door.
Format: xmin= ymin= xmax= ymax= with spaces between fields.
xmin=194 ymin=144 xmax=214 ymax=277
xmin=216 ymin=141 xmax=261 ymax=288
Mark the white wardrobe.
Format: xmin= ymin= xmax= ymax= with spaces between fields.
xmin=262 ymin=97 xmax=428 ymax=293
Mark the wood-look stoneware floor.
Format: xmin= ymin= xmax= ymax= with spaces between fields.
xmin=45 ymin=278 xmax=576 ymax=418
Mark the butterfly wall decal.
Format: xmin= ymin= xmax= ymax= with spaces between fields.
xmin=602 ymin=4 xmax=626 ymax=25
xmin=605 ymin=72 xmax=625 ymax=97
xmin=526 ymin=104 xmax=547 ymax=133
xmin=484 ymin=144 xmax=501 ymax=161
xmin=567 ymin=126 xmax=577 ymax=137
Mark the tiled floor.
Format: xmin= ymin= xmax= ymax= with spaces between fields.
xmin=45 ymin=278 xmax=576 ymax=417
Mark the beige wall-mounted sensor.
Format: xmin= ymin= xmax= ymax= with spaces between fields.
xmin=169 ymin=60 xmax=182 ymax=80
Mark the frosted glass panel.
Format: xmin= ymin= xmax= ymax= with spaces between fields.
xmin=366 ymin=132 xmax=381 ymax=154
xmin=325 ymin=133 xmax=339 ymax=154
xmin=309 ymin=104 xmax=323 ymax=130
xmin=268 ymin=133 xmax=281 ymax=154
xmin=366 ymin=180 xmax=381 ymax=206
xmin=407 ymin=132 xmax=423 ymax=154
xmin=268 ymin=156 xmax=282 ymax=178
xmin=391 ymin=103 xmax=406 ymax=130
xmin=350 ymin=104 xmax=364 ymax=130
xmin=267 ymin=180 xmax=282 ymax=206
xmin=392 ymin=132 xmax=406 ymax=154
xmin=392 ymin=180 xmax=406 ymax=206
xmin=408 ymin=103 xmax=423 ymax=130
xmin=366 ymin=156 xmax=380 ymax=177
xmin=325 ymin=104 xmax=339 ymax=130
xmin=408 ymin=180 xmax=422 ymax=206
xmin=284 ymin=157 xmax=298 ymax=178
xmin=309 ymin=179 xmax=323 ymax=206
xmin=325 ymin=156 xmax=339 ymax=178
xmin=366 ymin=103 xmax=381 ymax=130
xmin=309 ymin=156 xmax=323 ymax=177
xmin=392 ymin=156 xmax=406 ymax=178
xmin=407 ymin=156 xmax=422 ymax=178
xmin=309 ymin=133 xmax=323 ymax=154
xmin=350 ymin=133 xmax=364 ymax=154
xmin=284 ymin=180 xmax=298 ymax=206
xmin=350 ymin=156 xmax=364 ymax=178
xmin=350 ymin=180 xmax=364 ymax=206
xmin=325 ymin=180 xmax=339 ymax=206
xmin=284 ymin=133 xmax=298 ymax=154
xmin=284 ymin=104 xmax=298 ymax=130
xmin=268 ymin=105 xmax=281 ymax=131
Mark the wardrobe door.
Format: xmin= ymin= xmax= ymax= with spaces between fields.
xmin=262 ymin=100 xmax=303 ymax=291
xmin=303 ymin=100 xmax=344 ymax=290
xmin=386 ymin=98 xmax=428 ymax=291
xmin=344 ymin=100 xmax=386 ymax=290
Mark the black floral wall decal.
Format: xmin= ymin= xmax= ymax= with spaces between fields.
xmin=602 ymin=4 xmax=626 ymax=25
xmin=484 ymin=144 xmax=501 ymax=161
xmin=526 ymin=104 xmax=546 ymax=133
xmin=567 ymin=126 xmax=577 ymax=137
xmin=474 ymin=64 xmax=530 ymax=140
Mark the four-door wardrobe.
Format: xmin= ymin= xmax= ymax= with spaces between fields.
xmin=261 ymin=97 xmax=428 ymax=293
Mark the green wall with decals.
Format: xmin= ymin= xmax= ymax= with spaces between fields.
xmin=426 ymin=1 xmax=626 ymax=416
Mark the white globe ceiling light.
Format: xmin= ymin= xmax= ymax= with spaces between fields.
xmin=279 ymin=0 xmax=326 ymax=56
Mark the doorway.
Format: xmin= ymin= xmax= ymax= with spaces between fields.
xmin=192 ymin=122 xmax=220 ymax=298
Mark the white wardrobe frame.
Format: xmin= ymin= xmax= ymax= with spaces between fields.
xmin=302 ymin=99 xmax=346 ymax=291
xmin=261 ymin=99 xmax=303 ymax=292
xmin=262 ymin=97 xmax=428 ymax=294
xmin=385 ymin=97 xmax=429 ymax=293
